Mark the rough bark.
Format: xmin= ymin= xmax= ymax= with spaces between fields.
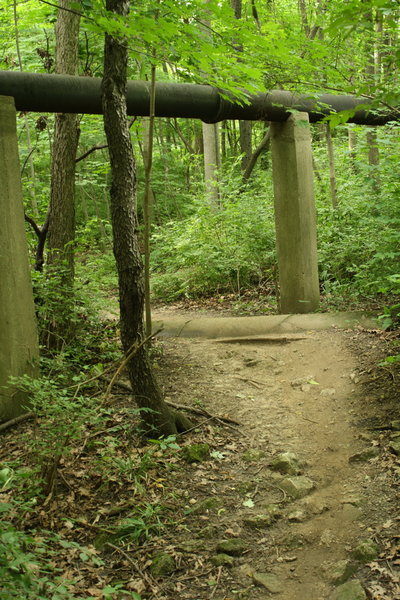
xmin=46 ymin=0 xmax=80 ymax=348
xmin=367 ymin=128 xmax=380 ymax=193
xmin=239 ymin=121 xmax=252 ymax=172
xmin=101 ymin=0 xmax=192 ymax=437
xmin=365 ymin=9 xmax=381 ymax=194
xmin=231 ymin=0 xmax=252 ymax=173
xmin=143 ymin=65 xmax=156 ymax=338
xmin=201 ymin=0 xmax=220 ymax=206
xmin=13 ymin=0 xmax=39 ymax=219
xmin=298 ymin=0 xmax=310 ymax=36
xmin=348 ymin=126 xmax=358 ymax=173
xmin=325 ymin=124 xmax=338 ymax=209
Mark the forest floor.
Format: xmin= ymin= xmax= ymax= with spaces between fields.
xmin=2 ymin=305 xmax=400 ymax=600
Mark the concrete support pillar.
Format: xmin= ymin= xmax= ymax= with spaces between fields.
xmin=270 ymin=112 xmax=320 ymax=314
xmin=0 ymin=95 xmax=39 ymax=422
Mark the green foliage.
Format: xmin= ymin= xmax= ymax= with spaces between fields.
xmin=145 ymin=120 xmax=400 ymax=313
xmin=0 ymin=501 xmax=139 ymax=600
xmin=148 ymin=435 xmax=181 ymax=451
xmin=110 ymin=503 xmax=165 ymax=545
xmin=9 ymin=375 xmax=91 ymax=478
xmin=5 ymin=2 xmax=400 ymax=597
xmin=151 ymin=168 xmax=276 ymax=300
xmin=32 ymin=257 xmax=119 ymax=364
xmin=0 ymin=522 xmax=76 ymax=600
xmin=0 ymin=469 xmax=106 ymax=600
xmin=1 ymin=370 xmax=172 ymax=599
xmin=314 ymin=124 xmax=400 ymax=308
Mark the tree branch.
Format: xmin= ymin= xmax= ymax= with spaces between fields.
xmin=24 ymin=213 xmax=42 ymax=238
xmin=171 ymin=118 xmax=195 ymax=154
xmin=75 ymin=117 xmax=136 ymax=163
xmin=75 ymin=143 xmax=108 ymax=164
xmin=242 ymin=127 xmax=270 ymax=181
xmin=38 ymin=0 xmax=92 ymax=21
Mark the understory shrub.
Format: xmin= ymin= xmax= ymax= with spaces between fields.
xmin=314 ymin=123 xmax=400 ymax=305
xmin=151 ymin=182 xmax=276 ymax=300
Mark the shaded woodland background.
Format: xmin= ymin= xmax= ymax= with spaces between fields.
xmin=0 ymin=1 xmax=399 ymax=598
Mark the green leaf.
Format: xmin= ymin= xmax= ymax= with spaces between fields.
xmin=243 ymin=498 xmax=255 ymax=508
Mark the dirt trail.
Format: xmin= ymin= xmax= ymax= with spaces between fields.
xmin=214 ymin=330 xmax=364 ymax=600
xmin=154 ymin=311 xmax=399 ymax=600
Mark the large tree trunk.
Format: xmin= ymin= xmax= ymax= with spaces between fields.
xmin=367 ymin=127 xmax=380 ymax=193
xmin=101 ymin=0 xmax=192 ymax=437
xmin=45 ymin=0 xmax=80 ymax=349
xmin=325 ymin=124 xmax=338 ymax=209
xmin=348 ymin=126 xmax=358 ymax=173
xmin=239 ymin=121 xmax=252 ymax=172
xmin=365 ymin=8 xmax=381 ymax=195
xmin=231 ymin=0 xmax=252 ymax=172
xmin=201 ymin=0 xmax=220 ymax=206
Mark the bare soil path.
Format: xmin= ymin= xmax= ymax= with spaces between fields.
xmin=152 ymin=309 xmax=400 ymax=600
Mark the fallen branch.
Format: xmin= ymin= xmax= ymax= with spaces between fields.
xmin=105 ymin=542 xmax=160 ymax=597
xmin=0 ymin=412 xmax=35 ymax=433
xmin=210 ymin=565 xmax=223 ymax=599
xmin=233 ymin=375 xmax=265 ymax=389
xmin=166 ymin=400 xmax=247 ymax=436
xmin=165 ymin=400 xmax=240 ymax=426
xmin=100 ymin=377 xmax=132 ymax=393
xmin=100 ymin=377 xmax=241 ymax=427
xmin=177 ymin=416 xmax=215 ymax=436
xmin=214 ymin=335 xmax=307 ymax=344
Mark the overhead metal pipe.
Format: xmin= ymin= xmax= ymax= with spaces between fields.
xmin=0 ymin=70 xmax=398 ymax=125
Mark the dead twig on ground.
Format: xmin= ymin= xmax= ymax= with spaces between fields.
xmin=165 ymin=400 xmax=240 ymax=426
xmin=166 ymin=401 xmax=249 ymax=435
xmin=214 ymin=335 xmax=307 ymax=344
xmin=100 ymin=372 xmax=247 ymax=436
xmin=177 ymin=417 xmax=215 ymax=436
xmin=300 ymin=415 xmax=319 ymax=424
xmin=102 ymin=376 xmax=242 ymax=428
xmin=77 ymin=520 xmax=115 ymax=535
xmin=233 ymin=375 xmax=265 ymax=389
xmin=176 ymin=567 xmax=215 ymax=583
xmin=266 ymin=482 xmax=288 ymax=503
xmin=71 ymin=423 xmax=135 ymax=465
xmin=99 ymin=377 xmax=132 ymax=393
xmin=210 ymin=566 xmax=223 ymax=599
xmin=105 ymin=542 xmax=160 ymax=597
xmin=0 ymin=412 xmax=35 ymax=433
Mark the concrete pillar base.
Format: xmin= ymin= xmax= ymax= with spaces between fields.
xmin=0 ymin=95 xmax=39 ymax=422
xmin=271 ymin=112 xmax=320 ymax=314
